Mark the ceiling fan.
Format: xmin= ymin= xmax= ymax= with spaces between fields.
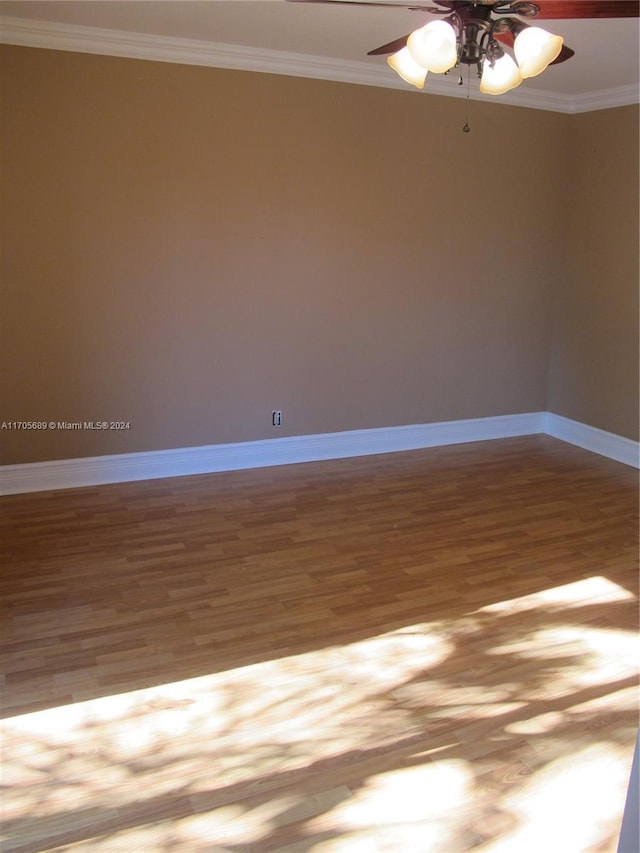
xmin=288 ymin=1 xmax=640 ymax=94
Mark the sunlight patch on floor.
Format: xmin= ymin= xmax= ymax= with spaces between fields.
xmin=476 ymin=741 xmax=633 ymax=853
xmin=1 ymin=576 xmax=636 ymax=853
xmin=293 ymin=761 xmax=475 ymax=852
xmin=478 ymin=574 xmax=635 ymax=616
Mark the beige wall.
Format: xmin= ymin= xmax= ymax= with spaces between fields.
xmin=0 ymin=45 xmax=635 ymax=465
xmin=547 ymin=105 xmax=639 ymax=441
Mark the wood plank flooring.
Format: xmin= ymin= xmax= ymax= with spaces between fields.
xmin=1 ymin=435 xmax=638 ymax=852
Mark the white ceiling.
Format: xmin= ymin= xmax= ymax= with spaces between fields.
xmin=1 ymin=1 xmax=639 ymax=111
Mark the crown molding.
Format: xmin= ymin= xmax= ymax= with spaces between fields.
xmin=1 ymin=15 xmax=638 ymax=114
xmin=563 ymin=82 xmax=640 ymax=114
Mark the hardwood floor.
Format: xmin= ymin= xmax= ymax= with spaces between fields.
xmin=1 ymin=435 xmax=638 ymax=852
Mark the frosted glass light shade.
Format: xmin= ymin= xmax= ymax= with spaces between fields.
xmin=407 ymin=20 xmax=457 ymax=74
xmin=480 ymin=53 xmax=522 ymax=95
xmin=387 ymin=47 xmax=428 ymax=89
xmin=514 ymin=26 xmax=563 ymax=78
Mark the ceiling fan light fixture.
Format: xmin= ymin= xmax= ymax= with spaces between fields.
xmin=407 ymin=20 xmax=458 ymax=74
xmin=387 ymin=47 xmax=428 ymax=89
xmin=513 ymin=26 xmax=564 ymax=78
xmin=479 ymin=52 xmax=522 ymax=95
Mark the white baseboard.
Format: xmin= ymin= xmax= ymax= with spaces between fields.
xmin=545 ymin=414 xmax=640 ymax=469
xmin=1 ymin=411 xmax=637 ymax=495
xmin=0 ymin=412 xmax=544 ymax=495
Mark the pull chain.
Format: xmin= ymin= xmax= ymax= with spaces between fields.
xmin=463 ymin=66 xmax=471 ymax=133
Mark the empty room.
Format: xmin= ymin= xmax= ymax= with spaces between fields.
xmin=1 ymin=1 xmax=638 ymax=851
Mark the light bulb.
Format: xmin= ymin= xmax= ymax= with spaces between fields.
xmin=480 ymin=53 xmax=522 ymax=95
xmin=514 ymin=26 xmax=563 ymax=78
xmin=387 ymin=47 xmax=428 ymax=89
xmin=407 ymin=20 xmax=457 ymax=74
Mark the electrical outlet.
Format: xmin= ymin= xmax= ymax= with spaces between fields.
xmin=272 ymin=410 xmax=282 ymax=427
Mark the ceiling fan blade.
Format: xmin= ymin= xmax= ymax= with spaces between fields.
xmin=533 ymin=1 xmax=639 ymax=18
xmin=548 ymin=42 xmax=575 ymax=65
xmin=367 ymin=34 xmax=412 ymax=54
xmin=494 ymin=30 xmax=515 ymax=48
xmin=287 ymin=0 xmax=638 ymax=12
xmin=286 ymin=0 xmax=443 ymax=10
xmin=495 ymin=30 xmax=575 ymax=64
